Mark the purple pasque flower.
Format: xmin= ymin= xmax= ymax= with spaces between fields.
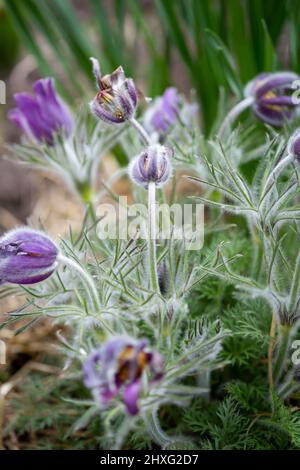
xmin=8 ymin=78 xmax=73 ymax=145
xmin=0 ymin=228 xmax=58 ymax=285
xmin=129 ymin=144 xmax=173 ymax=188
xmin=83 ymin=337 xmax=164 ymax=416
xmin=144 ymin=87 xmax=180 ymax=136
xmin=89 ymin=57 xmax=138 ymax=125
xmin=245 ymin=72 xmax=299 ymax=127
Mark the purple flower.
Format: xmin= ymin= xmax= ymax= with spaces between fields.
xmin=245 ymin=72 xmax=299 ymax=127
xmin=83 ymin=337 xmax=164 ymax=416
xmin=89 ymin=57 xmax=138 ymax=125
xmin=129 ymin=144 xmax=173 ymax=188
xmin=0 ymin=228 xmax=58 ymax=285
xmin=8 ymin=78 xmax=73 ymax=145
xmin=144 ymin=87 xmax=180 ymax=136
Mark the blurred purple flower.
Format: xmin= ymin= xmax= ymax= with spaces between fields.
xmin=144 ymin=87 xmax=180 ymax=136
xmin=83 ymin=337 xmax=164 ymax=415
xmin=0 ymin=228 xmax=58 ymax=285
xmin=8 ymin=78 xmax=73 ymax=145
xmin=89 ymin=57 xmax=138 ymax=125
xmin=129 ymin=144 xmax=173 ymax=188
xmin=245 ymin=72 xmax=299 ymax=127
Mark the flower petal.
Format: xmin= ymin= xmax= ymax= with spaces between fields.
xmin=123 ymin=381 xmax=141 ymax=415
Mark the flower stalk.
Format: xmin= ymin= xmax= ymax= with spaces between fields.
xmin=273 ymin=324 xmax=292 ymax=386
xmin=148 ymin=181 xmax=159 ymax=293
xmin=58 ymin=255 xmax=101 ymax=314
xmin=130 ymin=117 xmax=152 ymax=145
xmin=218 ymin=96 xmax=254 ymax=137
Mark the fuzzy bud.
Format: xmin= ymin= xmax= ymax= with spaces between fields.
xmin=245 ymin=72 xmax=299 ymax=127
xmin=0 ymin=228 xmax=58 ymax=285
xmin=129 ymin=144 xmax=172 ymax=188
xmin=89 ymin=57 xmax=138 ymax=125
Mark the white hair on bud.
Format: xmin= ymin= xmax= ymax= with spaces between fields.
xmin=90 ymin=57 xmax=102 ymax=88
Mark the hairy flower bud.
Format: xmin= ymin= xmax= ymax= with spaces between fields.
xmin=144 ymin=87 xmax=180 ymax=136
xmin=0 ymin=228 xmax=58 ymax=285
xmin=83 ymin=337 xmax=164 ymax=415
xmin=129 ymin=144 xmax=172 ymax=188
xmin=89 ymin=57 xmax=138 ymax=125
xmin=8 ymin=78 xmax=73 ymax=145
xmin=245 ymin=72 xmax=299 ymax=127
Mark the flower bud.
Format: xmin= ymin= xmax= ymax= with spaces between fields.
xmin=129 ymin=144 xmax=172 ymax=188
xmin=83 ymin=337 xmax=164 ymax=415
xmin=8 ymin=78 xmax=73 ymax=145
xmin=89 ymin=57 xmax=138 ymax=125
xmin=245 ymin=72 xmax=299 ymax=127
xmin=144 ymin=87 xmax=180 ymax=136
xmin=0 ymin=228 xmax=58 ymax=285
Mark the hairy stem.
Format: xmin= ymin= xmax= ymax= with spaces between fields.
xmin=218 ymin=96 xmax=254 ymax=138
xmin=58 ymin=255 xmax=101 ymax=313
xmin=130 ymin=117 xmax=151 ymax=146
xmin=273 ymin=324 xmax=292 ymax=386
xmin=268 ymin=311 xmax=277 ymax=392
xmin=148 ymin=181 xmax=159 ymax=293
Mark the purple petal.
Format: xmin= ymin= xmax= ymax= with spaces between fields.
xmin=123 ymin=381 xmax=141 ymax=415
xmin=90 ymin=100 xmax=126 ymax=124
xmin=253 ymin=104 xmax=292 ymax=127
xmin=33 ymin=78 xmax=73 ymax=136
xmin=260 ymin=96 xmax=297 ymax=107
xmin=255 ymin=72 xmax=299 ymax=99
xmin=126 ymin=79 xmax=138 ymax=107
xmin=0 ymin=228 xmax=58 ymax=285
xmin=14 ymin=93 xmax=54 ymax=143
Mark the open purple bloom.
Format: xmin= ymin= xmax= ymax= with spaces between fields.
xmin=144 ymin=87 xmax=180 ymax=136
xmin=245 ymin=72 xmax=299 ymax=127
xmin=83 ymin=337 xmax=164 ymax=416
xmin=8 ymin=78 xmax=73 ymax=145
xmin=0 ymin=228 xmax=58 ymax=285
xmin=89 ymin=57 xmax=138 ymax=125
xmin=129 ymin=144 xmax=173 ymax=188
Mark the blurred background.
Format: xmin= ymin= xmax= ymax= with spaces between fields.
xmin=0 ymin=0 xmax=299 ymax=235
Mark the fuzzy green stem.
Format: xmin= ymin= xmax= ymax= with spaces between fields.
xmin=148 ymin=181 xmax=159 ymax=293
xmin=58 ymin=255 xmax=101 ymax=313
xmin=218 ymin=96 xmax=254 ymax=138
xmin=130 ymin=117 xmax=151 ymax=146
xmin=77 ymin=181 xmax=97 ymax=223
xmin=273 ymin=324 xmax=292 ymax=386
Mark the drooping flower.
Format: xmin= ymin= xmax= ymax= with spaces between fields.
xmin=245 ymin=72 xmax=299 ymax=127
xmin=8 ymin=78 xmax=73 ymax=145
xmin=89 ymin=57 xmax=138 ymax=125
xmin=0 ymin=228 xmax=58 ymax=285
xmin=83 ymin=337 xmax=164 ymax=415
xmin=129 ymin=144 xmax=172 ymax=188
xmin=144 ymin=87 xmax=180 ymax=136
